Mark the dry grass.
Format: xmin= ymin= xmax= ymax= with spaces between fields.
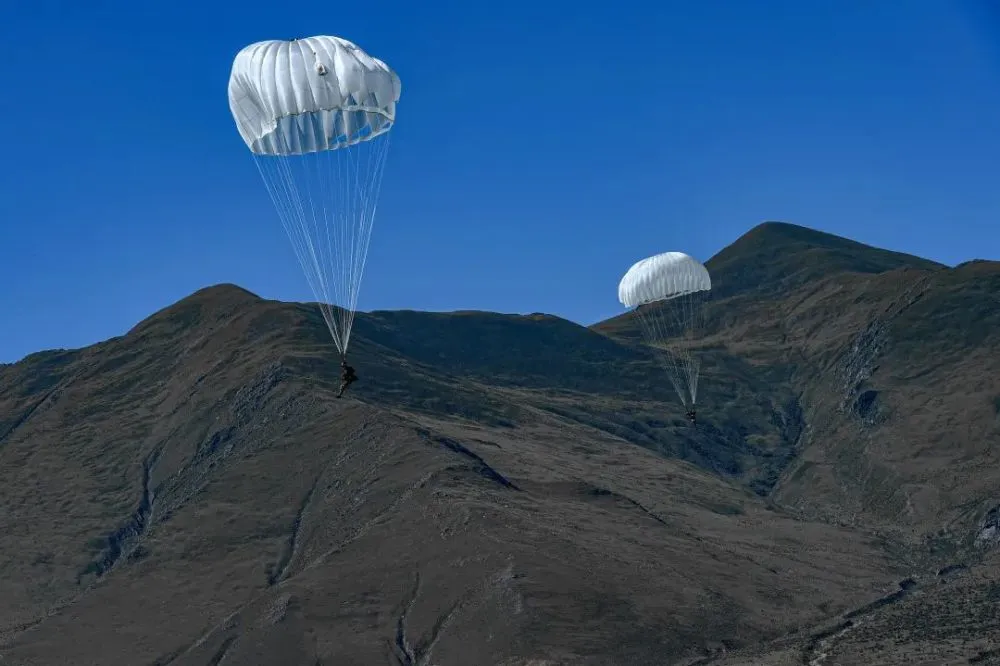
xmin=1 ymin=224 xmax=998 ymax=665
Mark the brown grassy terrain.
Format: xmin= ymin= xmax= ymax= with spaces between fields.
xmin=1 ymin=222 xmax=997 ymax=665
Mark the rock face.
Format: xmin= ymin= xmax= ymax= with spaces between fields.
xmin=977 ymin=506 xmax=1000 ymax=549
xmin=1 ymin=225 xmax=998 ymax=665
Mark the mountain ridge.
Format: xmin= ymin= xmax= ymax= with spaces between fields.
xmin=1 ymin=221 xmax=998 ymax=665
xmin=703 ymin=220 xmax=946 ymax=301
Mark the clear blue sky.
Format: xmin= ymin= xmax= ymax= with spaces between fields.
xmin=2 ymin=1 xmax=999 ymax=363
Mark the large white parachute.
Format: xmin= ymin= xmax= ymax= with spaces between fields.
xmin=229 ymin=36 xmax=401 ymax=356
xmin=619 ymin=252 xmax=712 ymax=408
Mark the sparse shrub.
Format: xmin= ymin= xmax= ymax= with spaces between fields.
xmin=31 ymin=552 xmax=54 ymax=565
xmin=128 ymin=545 xmax=150 ymax=562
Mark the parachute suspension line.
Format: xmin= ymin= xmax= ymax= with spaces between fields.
xmin=253 ymin=152 xmax=342 ymax=347
xmin=670 ymin=290 xmax=706 ymax=406
xmin=337 ymin=129 xmax=392 ymax=352
xmin=634 ymin=304 xmax=687 ymax=406
xmin=633 ymin=291 xmax=706 ymax=408
xmin=251 ymin=125 xmax=393 ymax=356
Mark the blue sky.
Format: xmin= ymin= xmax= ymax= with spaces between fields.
xmin=1 ymin=1 xmax=999 ymax=363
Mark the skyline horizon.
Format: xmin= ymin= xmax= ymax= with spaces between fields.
xmin=2 ymin=1 xmax=998 ymax=363
xmin=3 ymin=217 xmax=976 ymax=365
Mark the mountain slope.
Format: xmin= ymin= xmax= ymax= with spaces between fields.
xmin=771 ymin=260 xmax=1000 ymax=533
xmin=0 ymin=286 xmax=900 ymax=666
xmin=594 ymin=223 xmax=999 ymax=539
xmin=1 ymin=223 xmax=998 ymax=665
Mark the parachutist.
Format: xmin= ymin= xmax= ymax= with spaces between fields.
xmin=337 ymin=358 xmax=358 ymax=398
xmin=619 ymin=251 xmax=711 ymax=429
xmin=229 ymin=36 xmax=398 ymax=358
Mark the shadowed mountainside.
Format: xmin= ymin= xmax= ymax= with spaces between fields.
xmin=1 ymin=222 xmax=998 ymax=665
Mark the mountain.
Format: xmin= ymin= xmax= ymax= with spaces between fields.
xmin=1 ymin=223 xmax=998 ymax=665
xmin=598 ymin=223 xmax=999 ymax=531
xmin=705 ymin=220 xmax=945 ymax=300
xmin=597 ymin=221 xmax=945 ymax=341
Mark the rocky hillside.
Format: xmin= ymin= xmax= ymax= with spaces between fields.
xmin=0 ymin=222 xmax=997 ymax=665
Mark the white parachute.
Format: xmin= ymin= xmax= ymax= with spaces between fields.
xmin=618 ymin=252 xmax=712 ymax=408
xmin=228 ymin=35 xmax=401 ymax=356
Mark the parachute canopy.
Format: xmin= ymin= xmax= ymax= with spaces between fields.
xmin=618 ymin=252 xmax=712 ymax=308
xmin=228 ymin=36 xmax=401 ymax=357
xmin=618 ymin=251 xmax=711 ymax=409
xmin=228 ymin=36 xmax=401 ymax=156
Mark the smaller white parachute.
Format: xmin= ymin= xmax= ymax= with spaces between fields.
xmin=619 ymin=252 xmax=712 ymax=408
xmin=618 ymin=252 xmax=711 ymax=307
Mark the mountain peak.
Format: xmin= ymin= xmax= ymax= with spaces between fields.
xmin=705 ymin=221 xmax=945 ymax=300
xmin=183 ymin=283 xmax=262 ymax=304
xmin=125 ymin=283 xmax=264 ymax=339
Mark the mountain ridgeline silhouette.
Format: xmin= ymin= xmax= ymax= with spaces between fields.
xmin=705 ymin=221 xmax=944 ymax=299
xmin=1 ymin=221 xmax=998 ymax=665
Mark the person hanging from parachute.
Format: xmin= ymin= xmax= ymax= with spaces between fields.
xmin=618 ymin=252 xmax=712 ymax=426
xmin=228 ymin=36 xmax=400 ymax=383
xmin=337 ymin=358 xmax=358 ymax=399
